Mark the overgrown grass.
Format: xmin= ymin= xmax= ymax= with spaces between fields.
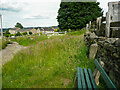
xmin=67 ymin=29 xmax=86 ymax=36
xmin=0 ymin=39 xmax=11 ymax=50
xmin=2 ymin=35 xmax=95 ymax=88
xmin=11 ymin=35 xmax=48 ymax=46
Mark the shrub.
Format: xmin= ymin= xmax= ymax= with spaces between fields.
xmin=68 ymin=29 xmax=71 ymax=32
xmin=4 ymin=34 xmax=9 ymax=37
xmin=4 ymin=30 xmax=10 ymax=37
xmin=15 ymin=32 xmax=21 ymax=36
xmin=40 ymin=32 xmax=42 ymax=35
xmin=0 ymin=39 xmax=11 ymax=50
xmin=54 ymin=29 xmax=58 ymax=32
xmin=22 ymin=32 xmax=27 ymax=35
xmin=29 ymin=32 xmax=32 ymax=35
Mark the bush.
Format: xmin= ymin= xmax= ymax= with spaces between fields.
xmin=4 ymin=34 xmax=9 ymax=37
xmin=68 ymin=29 xmax=71 ymax=32
xmin=54 ymin=29 xmax=58 ymax=32
xmin=22 ymin=32 xmax=27 ymax=35
xmin=9 ymin=34 xmax=14 ymax=37
xmin=15 ymin=32 xmax=21 ymax=36
xmin=0 ymin=39 xmax=11 ymax=50
xmin=40 ymin=32 xmax=42 ymax=35
xmin=4 ymin=30 xmax=10 ymax=37
xmin=29 ymin=32 xmax=32 ymax=35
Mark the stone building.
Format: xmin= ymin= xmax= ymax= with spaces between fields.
xmin=9 ymin=28 xmax=19 ymax=34
xmin=9 ymin=27 xmax=56 ymax=35
xmin=9 ymin=28 xmax=32 ymax=35
xmin=36 ymin=28 xmax=40 ymax=33
xmin=106 ymin=1 xmax=120 ymax=38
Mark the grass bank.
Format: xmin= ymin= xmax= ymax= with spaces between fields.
xmin=2 ymin=35 xmax=95 ymax=88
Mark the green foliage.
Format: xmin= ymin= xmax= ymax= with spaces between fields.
xmin=22 ymin=32 xmax=27 ymax=35
xmin=0 ymin=39 xmax=11 ymax=50
xmin=54 ymin=29 xmax=58 ymax=32
xmin=40 ymin=32 xmax=42 ymax=35
xmin=2 ymin=35 xmax=95 ymax=88
xmin=9 ymin=34 xmax=14 ymax=37
xmin=15 ymin=22 xmax=23 ymax=29
xmin=29 ymin=32 xmax=32 ymax=35
xmin=4 ymin=30 xmax=14 ymax=37
xmin=4 ymin=30 xmax=10 ymax=37
xmin=67 ymin=29 xmax=86 ymax=35
xmin=68 ymin=29 xmax=71 ymax=32
xmin=15 ymin=32 xmax=21 ymax=36
xmin=57 ymin=2 xmax=103 ymax=30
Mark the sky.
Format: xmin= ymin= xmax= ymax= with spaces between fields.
xmin=0 ymin=0 xmax=120 ymax=28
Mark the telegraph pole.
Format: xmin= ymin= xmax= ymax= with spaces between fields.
xmin=0 ymin=14 xmax=3 ymax=38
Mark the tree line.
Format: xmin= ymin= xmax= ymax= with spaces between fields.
xmin=57 ymin=2 xmax=103 ymax=31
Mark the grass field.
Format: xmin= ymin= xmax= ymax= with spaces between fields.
xmin=2 ymin=33 xmax=96 ymax=88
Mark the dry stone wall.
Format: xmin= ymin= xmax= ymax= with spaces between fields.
xmin=84 ymin=31 xmax=120 ymax=88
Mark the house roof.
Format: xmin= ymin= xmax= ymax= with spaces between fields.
xmin=18 ymin=29 xmax=31 ymax=32
xmin=9 ymin=28 xmax=19 ymax=31
xmin=9 ymin=28 xmax=32 ymax=32
xmin=9 ymin=27 xmax=56 ymax=32
xmin=42 ymin=27 xmax=54 ymax=31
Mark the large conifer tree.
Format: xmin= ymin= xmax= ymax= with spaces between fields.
xmin=57 ymin=2 xmax=103 ymax=30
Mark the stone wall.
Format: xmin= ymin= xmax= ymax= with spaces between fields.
xmin=84 ymin=31 xmax=120 ymax=88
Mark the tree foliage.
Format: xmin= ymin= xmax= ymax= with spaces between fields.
xmin=29 ymin=32 xmax=32 ymax=35
xmin=4 ymin=30 xmax=10 ymax=37
xmin=57 ymin=2 xmax=103 ymax=31
xmin=15 ymin=22 xmax=23 ymax=29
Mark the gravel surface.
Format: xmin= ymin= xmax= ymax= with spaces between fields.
xmin=0 ymin=42 xmax=26 ymax=67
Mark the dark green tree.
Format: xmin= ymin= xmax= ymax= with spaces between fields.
xmin=15 ymin=22 xmax=23 ymax=29
xmin=29 ymin=32 xmax=32 ymax=35
xmin=57 ymin=2 xmax=103 ymax=31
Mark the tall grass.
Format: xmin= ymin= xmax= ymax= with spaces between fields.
xmin=67 ymin=29 xmax=86 ymax=36
xmin=2 ymin=35 xmax=95 ymax=88
xmin=0 ymin=39 xmax=11 ymax=50
xmin=11 ymin=35 xmax=48 ymax=46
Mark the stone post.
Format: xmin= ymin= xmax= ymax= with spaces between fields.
xmin=65 ymin=31 xmax=67 ymax=34
xmin=89 ymin=21 xmax=91 ymax=29
xmin=86 ymin=24 xmax=89 ymax=31
xmin=89 ymin=43 xmax=98 ymax=59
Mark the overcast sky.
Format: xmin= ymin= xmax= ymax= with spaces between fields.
xmin=0 ymin=0 xmax=120 ymax=28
